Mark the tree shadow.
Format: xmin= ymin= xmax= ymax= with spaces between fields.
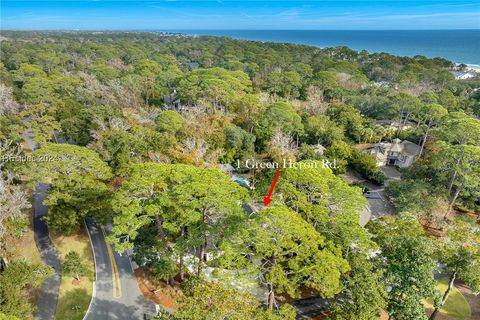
xmin=84 ymin=296 xmax=155 ymax=320
xmin=56 ymin=288 xmax=92 ymax=320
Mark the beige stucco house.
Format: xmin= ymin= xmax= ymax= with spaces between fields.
xmin=365 ymin=138 xmax=421 ymax=168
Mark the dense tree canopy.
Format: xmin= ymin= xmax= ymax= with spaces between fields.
xmin=0 ymin=30 xmax=479 ymax=320
xmin=155 ymin=281 xmax=295 ymax=320
xmin=0 ymin=260 xmax=52 ymax=319
xmin=220 ymin=206 xmax=349 ymax=308
xmin=30 ymin=144 xmax=113 ymax=233
xmin=109 ymin=163 xmax=249 ymax=276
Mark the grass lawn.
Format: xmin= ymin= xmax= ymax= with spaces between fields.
xmin=2 ymin=204 xmax=43 ymax=320
xmin=12 ymin=206 xmax=43 ymax=265
xmin=51 ymin=227 xmax=94 ymax=320
xmin=424 ymin=278 xmax=472 ymax=320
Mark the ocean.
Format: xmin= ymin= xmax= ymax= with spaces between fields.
xmin=171 ymin=30 xmax=480 ymax=66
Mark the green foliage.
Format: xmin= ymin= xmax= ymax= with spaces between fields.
xmin=437 ymin=112 xmax=480 ymax=146
xmin=223 ymin=125 xmax=255 ymax=161
xmin=0 ymin=260 xmax=52 ymax=319
xmin=432 ymin=143 xmax=480 ymax=212
xmin=327 ymin=104 xmax=367 ymax=143
xmin=349 ymin=149 xmax=386 ymax=184
xmin=110 ymin=163 xmax=249 ymax=277
xmin=0 ymin=313 xmax=20 ymax=320
xmin=12 ymin=63 xmax=46 ymax=85
xmin=62 ymin=251 xmax=88 ymax=280
xmin=261 ymin=161 xmax=373 ymax=254
xmin=131 ymin=225 xmax=180 ymax=283
xmin=387 ymin=179 xmax=447 ymax=226
xmin=255 ymin=102 xmax=303 ymax=149
xmin=304 ymin=114 xmax=345 ymax=146
xmin=60 ymin=106 xmax=123 ymax=146
xmin=296 ymin=144 xmax=325 ymax=161
xmin=221 ymin=206 xmax=349 ymax=307
xmin=313 ymin=70 xmax=338 ymax=91
xmin=2 ymin=32 xmax=479 ymax=320
xmin=265 ymin=70 xmax=302 ymax=98
xmin=324 ymin=140 xmax=352 ymax=174
xmin=177 ymin=67 xmax=251 ymax=110
xmin=21 ymin=102 xmax=60 ymax=145
xmin=155 ymin=110 xmax=184 ymax=134
xmin=232 ymin=93 xmax=262 ymax=132
xmin=438 ymin=217 xmax=480 ymax=292
xmin=156 ymin=281 xmax=295 ymax=320
xmin=368 ymin=215 xmax=440 ymax=320
xmin=93 ymin=130 xmax=148 ymax=175
xmin=0 ymin=116 xmax=24 ymax=144
xmin=30 ymin=144 xmax=113 ymax=233
xmin=329 ymin=256 xmax=387 ymax=320
xmin=90 ymin=63 xmax=120 ymax=83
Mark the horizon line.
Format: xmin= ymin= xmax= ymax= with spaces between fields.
xmin=2 ymin=28 xmax=479 ymax=31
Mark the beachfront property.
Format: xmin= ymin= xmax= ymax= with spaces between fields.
xmin=365 ymin=138 xmax=421 ymax=168
xmin=451 ymin=70 xmax=477 ymax=80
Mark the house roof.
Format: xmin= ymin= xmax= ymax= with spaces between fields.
xmin=315 ymin=144 xmax=326 ymax=154
xmin=451 ymin=70 xmax=476 ymax=80
xmin=390 ymin=138 xmax=403 ymax=152
xmin=366 ymin=139 xmax=421 ymax=160
xmin=187 ymin=62 xmax=200 ymax=69
xmin=220 ymin=164 xmax=235 ymax=172
xmin=401 ymin=140 xmax=421 ymax=156
xmin=163 ymin=93 xmax=179 ymax=104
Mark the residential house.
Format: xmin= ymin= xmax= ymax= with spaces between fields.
xmin=365 ymin=138 xmax=421 ymax=168
xmin=451 ymin=70 xmax=477 ymax=80
xmin=186 ymin=62 xmax=200 ymax=69
xmin=163 ymin=88 xmax=182 ymax=112
xmin=376 ymin=119 xmax=415 ymax=131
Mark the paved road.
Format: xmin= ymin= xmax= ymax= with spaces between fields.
xmin=24 ymin=130 xmax=62 ymax=320
xmin=84 ymin=219 xmax=156 ymax=320
xmin=341 ymin=168 xmax=396 ymax=221
xmin=33 ymin=183 xmax=61 ymax=320
xmin=291 ymin=296 xmax=332 ymax=319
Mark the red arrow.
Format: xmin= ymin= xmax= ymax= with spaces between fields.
xmin=263 ymin=170 xmax=281 ymax=207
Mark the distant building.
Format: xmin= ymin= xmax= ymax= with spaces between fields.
xmin=365 ymin=138 xmax=421 ymax=168
xmin=163 ymin=88 xmax=182 ymax=112
xmin=451 ymin=70 xmax=476 ymax=80
xmin=315 ymin=144 xmax=327 ymax=155
xmin=186 ymin=62 xmax=200 ymax=69
xmin=219 ymin=164 xmax=253 ymax=190
xmin=376 ymin=119 xmax=415 ymax=131
xmin=219 ymin=163 xmax=235 ymax=175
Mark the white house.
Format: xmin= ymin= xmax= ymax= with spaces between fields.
xmin=451 ymin=70 xmax=477 ymax=80
xmin=376 ymin=119 xmax=415 ymax=131
xmin=365 ymin=138 xmax=421 ymax=168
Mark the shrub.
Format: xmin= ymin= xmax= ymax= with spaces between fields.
xmin=62 ymin=251 xmax=88 ymax=281
xmin=349 ymin=149 xmax=385 ymax=184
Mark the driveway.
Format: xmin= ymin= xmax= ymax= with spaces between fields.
xmin=84 ymin=219 xmax=156 ymax=320
xmin=342 ymin=168 xmax=397 ymax=221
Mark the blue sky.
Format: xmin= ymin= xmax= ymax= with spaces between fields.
xmin=1 ymin=1 xmax=479 ymax=30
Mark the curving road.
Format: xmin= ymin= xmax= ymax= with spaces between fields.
xmin=26 ymin=130 xmax=155 ymax=319
xmin=25 ymin=131 xmax=62 ymax=320
xmin=33 ymin=183 xmax=62 ymax=320
xmin=25 ymin=129 xmax=62 ymax=320
xmin=84 ymin=219 xmax=156 ymax=320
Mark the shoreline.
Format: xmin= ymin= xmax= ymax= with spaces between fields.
xmin=172 ymin=29 xmax=480 ymax=66
xmin=2 ymin=29 xmax=479 ymax=67
xmin=465 ymin=64 xmax=480 ymax=72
